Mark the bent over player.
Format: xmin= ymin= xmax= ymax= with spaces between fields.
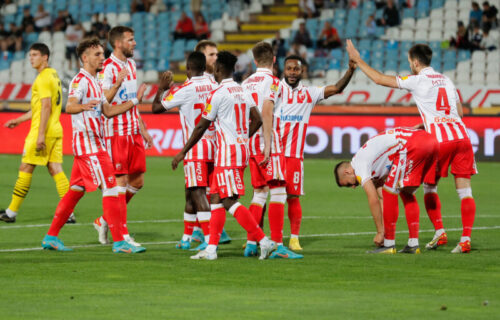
xmin=335 ymin=128 xmax=439 ymax=254
xmin=41 ymin=38 xmax=146 ymax=253
xmin=1 ymin=43 xmax=74 ymax=224
xmin=172 ymin=51 xmax=274 ymax=260
xmin=347 ymin=40 xmax=477 ymax=253
xmin=152 ymin=52 xmax=216 ymax=250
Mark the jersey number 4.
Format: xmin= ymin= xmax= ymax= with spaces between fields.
xmin=436 ymin=87 xmax=450 ymax=115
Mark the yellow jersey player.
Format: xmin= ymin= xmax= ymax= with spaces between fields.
xmin=1 ymin=43 xmax=74 ymax=223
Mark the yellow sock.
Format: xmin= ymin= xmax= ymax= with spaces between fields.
xmin=53 ymin=171 xmax=69 ymax=198
xmin=8 ymin=171 xmax=33 ymax=213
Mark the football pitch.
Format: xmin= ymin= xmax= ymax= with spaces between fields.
xmin=0 ymin=154 xmax=498 ymax=319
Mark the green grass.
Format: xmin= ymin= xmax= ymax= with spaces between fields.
xmin=0 ymin=154 xmax=499 ymax=319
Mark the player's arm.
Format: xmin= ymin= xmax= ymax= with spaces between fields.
xmin=102 ymin=84 xmax=146 ymax=117
xmin=323 ymin=61 xmax=356 ymax=98
xmin=457 ymin=100 xmax=464 ymax=118
xmin=260 ymin=99 xmax=273 ymax=164
xmin=138 ymin=116 xmax=152 ymax=149
xmin=249 ymin=106 xmax=263 ymax=138
xmin=152 ymin=71 xmax=173 ymax=114
xmin=171 ymin=118 xmax=211 ymax=170
xmin=346 ymin=39 xmax=399 ymax=88
xmin=65 ymin=97 xmax=101 ymax=114
xmin=103 ymin=68 xmax=128 ymax=102
xmin=362 ymin=179 xmax=384 ymax=243
xmin=36 ymin=97 xmax=52 ymax=151
xmin=4 ymin=110 xmax=32 ymax=128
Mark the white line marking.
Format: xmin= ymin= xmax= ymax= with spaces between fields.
xmin=1 ymin=215 xmax=499 ymax=230
xmin=1 ymin=226 xmax=499 ymax=253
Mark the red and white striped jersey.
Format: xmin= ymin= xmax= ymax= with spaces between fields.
xmin=242 ymin=68 xmax=281 ymax=156
xmin=203 ymin=72 xmax=217 ymax=85
xmin=68 ymin=68 xmax=107 ymax=156
xmin=274 ymin=81 xmax=324 ymax=159
xmin=351 ymin=128 xmax=416 ymax=186
xmin=161 ymin=75 xmax=216 ymax=161
xmin=202 ymin=78 xmax=255 ymax=168
xmin=397 ymin=67 xmax=469 ymax=143
xmin=98 ymin=53 xmax=140 ymax=137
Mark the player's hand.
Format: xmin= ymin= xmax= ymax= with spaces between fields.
xmin=373 ymin=232 xmax=384 ymax=247
xmin=259 ymin=146 xmax=271 ymax=167
xmin=171 ymin=151 xmax=185 ymax=170
xmin=346 ymin=39 xmax=361 ymax=63
xmin=137 ymin=83 xmax=147 ymax=103
xmin=348 ymin=59 xmax=357 ymax=70
xmin=142 ymin=130 xmax=153 ymax=149
xmin=36 ymin=135 xmax=46 ymax=152
xmin=117 ymin=68 xmax=129 ymax=85
xmin=82 ymin=100 xmax=100 ymax=111
xmin=4 ymin=119 xmax=19 ymax=128
xmin=159 ymin=71 xmax=173 ymax=90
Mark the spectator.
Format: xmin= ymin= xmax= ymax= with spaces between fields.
xmin=234 ymin=49 xmax=252 ymax=82
xmin=470 ymin=2 xmax=483 ymax=26
xmin=287 ymin=41 xmax=308 ymax=64
xmin=34 ymin=4 xmax=51 ymax=31
xmin=480 ymin=29 xmax=498 ymax=50
xmin=470 ymin=23 xmax=483 ymax=51
xmin=482 ymin=1 xmax=498 ymax=29
xmin=52 ymin=10 xmax=74 ymax=32
xmin=450 ymin=21 xmax=470 ymax=50
xmin=299 ymin=0 xmax=317 ymax=18
xmin=293 ymin=22 xmax=313 ymax=48
xmin=173 ymin=12 xmax=195 ymax=40
xmin=194 ymin=13 xmax=210 ymax=40
xmin=272 ymin=31 xmax=287 ymax=58
xmin=21 ymin=7 xmax=35 ymax=32
xmin=317 ymin=21 xmax=341 ymax=49
xmin=377 ymin=0 xmax=400 ymax=27
xmin=131 ymin=0 xmax=152 ymax=13
xmin=191 ymin=0 xmax=202 ymax=15
xmin=150 ymin=0 xmax=167 ymax=14
xmin=0 ymin=23 xmax=22 ymax=56
xmin=65 ymin=23 xmax=84 ymax=70
xmin=366 ymin=14 xmax=377 ymax=38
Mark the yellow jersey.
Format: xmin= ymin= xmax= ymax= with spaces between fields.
xmin=29 ymin=67 xmax=63 ymax=138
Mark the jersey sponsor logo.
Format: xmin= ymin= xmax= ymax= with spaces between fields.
xmin=71 ymin=82 xmax=79 ymax=89
xmin=118 ymin=88 xmax=137 ymax=101
xmin=399 ymin=76 xmax=409 ymax=80
xmin=98 ymin=72 xmax=105 ymax=80
xmin=270 ymin=83 xmax=279 ymax=92
xmin=280 ymin=115 xmax=303 ymax=121
xmin=204 ymin=103 xmax=212 ymax=114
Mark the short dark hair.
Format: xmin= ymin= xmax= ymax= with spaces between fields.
xmin=252 ymin=41 xmax=274 ymax=66
xmin=334 ymin=161 xmax=349 ymax=188
xmin=215 ymin=51 xmax=237 ymax=74
xmin=29 ymin=43 xmax=50 ymax=59
xmin=108 ymin=26 xmax=134 ymax=49
xmin=408 ymin=44 xmax=432 ymax=66
xmin=187 ymin=51 xmax=206 ymax=73
xmin=284 ymin=54 xmax=306 ymax=66
xmin=195 ymin=40 xmax=217 ymax=53
xmin=483 ymin=1 xmax=490 ymax=6
xmin=76 ymin=37 xmax=103 ymax=58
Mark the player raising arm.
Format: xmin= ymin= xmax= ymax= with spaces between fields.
xmin=41 ymin=38 xmax=146 ymax=253
xmin=346 ymin=40 xmax=477 ymax=253
xmin=172 ymin=51 xmax=274 ymax=260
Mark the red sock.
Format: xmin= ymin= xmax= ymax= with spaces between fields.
xmin=461 ymin=198 xmax=476 ymax=238
xmin=424 ymin=193 xmax=443 ymax=230
xmin=125 ymin=190 xmax=135 ymax=204
xmin=268 ymin=202 xmax=284 ymax=243
xmin=195 ymin=219 xmax=202 ymax=229
xmin=208 ymin=206 xmax=226 ymax=245
xmin=247 ymin=204 xmax=264 ymax=241
xmin=184 ymin=221 xmax=196 ymax=236
xmin=102 ymin=196 xmax=124 ymax=242
xmin=119 ymin=193 xmax=129 ymax=235
xmin=199 ymin=221 xmax=210 ymax=235
xmin=232 ymin=204 xmax=265 ymax=242
xmin=382 ymin=189 xmax=399 ymax=240
xmin=287 ymin=197 xmax=302 ymax=236
xmin=48 ymin=189 xmax=84 ymax=236
xmin=400 ymin=193 xmax=420 ymax=239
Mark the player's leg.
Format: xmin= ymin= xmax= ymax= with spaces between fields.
xmin=47 ymin=161 xmax=76 ymax=224
xmin=247 ymin=156 xmax=268 ymax=248
xmin=191 ymin=193 xmax=225 ymax=260
xmin=177 ymin=188 xmax=196 ymax=250
xmin=0 ymin=162 xmax=35 ymax=222
xmin=423 ymin=182 xmax=448 ymax=249
xmin=191 ymin=187 xmax=211 ymax=249
xmin=399 ymin=187 xmax=421 ymax=253
xmin=452 ymin=176 xmax=475 ymax=253
xmin=367 ymin=187 xmax=399 ymax=254
xmin=285 ymin=157 xmax=304 ymax=251
xmin=287 ymin=195 xmax=303 ymax=251
xmin=126 ymin=172 xmax=144 ymax=204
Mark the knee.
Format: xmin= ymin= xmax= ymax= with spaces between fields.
xmin=128 ymin=175 xmax=144 ymax=189
xmin=270 ymin=186 xmax=287 ymax=204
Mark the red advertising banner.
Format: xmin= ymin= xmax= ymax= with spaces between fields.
xmin=1 ymin=112 xmax=500 ymax=161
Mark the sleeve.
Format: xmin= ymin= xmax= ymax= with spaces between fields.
xmin=202 ymin=90 xmax=220 ymax=121
xmin=396 ymin=75 xmax=419 ymax=92
xmin=99 ymin=65 xmax=114 ymax=90
xmin=245 ymin=92 xmax=257 ymax=109
xmin=262 ymin=76 xmax=280 ymax=103
xmin=68 ymin=77 xmax=85 ymax=101
xmin=311 ymin=86 xmax=325 ymax=104
xmin=161 ymin=85 xmax=188 ymax=110
xmin=351 ymin=157 xmax=371 ymax=186
xmin=37 ymin=73 xmax=53 ymax=99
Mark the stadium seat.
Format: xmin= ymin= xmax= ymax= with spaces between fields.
xmin=486 ymin=72 xmax=500 ymax=83
xmin=471 ymin=72 xmax=485 ymax=85
xmin=414 ymin=30 xmax=428 ymax=41
xmin=472 ymin=51 xmax=486 ymax=63
xmin=118 ymin=13 xmax=131 ymax=24
xmin=416 ymin=18 xmax=430 ymax=31
xmin=400 ymin=30 xmax=414 ymax=41
xmin=472 ymin=60 xmax=486 ymax=72
xmin=428 ymin=30 xmax=443 ymax=41
xmin=457 ymin=50 xmax=471 ymax=62
xmin=444 ymin=0 xmax=458 ymax=10
xmin=430 ymin=8 xmax=444 ymax=19
xmin=443 ymin=70 xmax=456 ymax=82
xmin=456 ymin=61 xmax=471 ymax=74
